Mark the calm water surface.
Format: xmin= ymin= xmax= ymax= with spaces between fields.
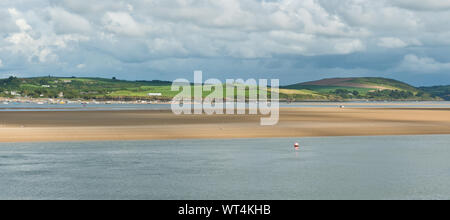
xmin=0 ymin=135 xmax=449 ymax=200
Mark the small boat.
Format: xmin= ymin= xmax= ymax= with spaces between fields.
xmin=294 ymin=142 xmax=300 ymax=149
xmin=2 ymin=102 xmax=8 ymax=105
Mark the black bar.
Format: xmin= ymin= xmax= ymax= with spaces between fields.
xmin=4 ymin=200 xmax=427 ymax=219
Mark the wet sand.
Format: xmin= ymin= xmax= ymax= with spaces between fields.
xmin=1 ymin=107 xmax=450 ymax=142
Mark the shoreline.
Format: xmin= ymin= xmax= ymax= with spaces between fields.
xmin=2 ymin=133 xmax=450 ymax=144
xmin=1 ymin=97 xmax=449 ymax=106
xmin=1 ymin=107 xmax=450 ymax=143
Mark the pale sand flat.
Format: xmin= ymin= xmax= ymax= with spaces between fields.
xmin=0 ymin=107 xmax=449 ymax=143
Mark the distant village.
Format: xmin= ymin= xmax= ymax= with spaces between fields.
xmin=0 ymin=76 xmax=172 ymax=105
xmin=0 ymin=96 xmax=167 ymax=105
xmin=0 ymin=86 xmax=165 ymax=105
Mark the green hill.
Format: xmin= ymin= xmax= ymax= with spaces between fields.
xmin=420 ymin=86 xmax=450 ymax=101
xmin=0 ymin=76 xmax=281 ymax=100
xmin=0 ymin=76 xmax=174 ymax=100
xmin=0 ymin=76 xmax=445 ymax=101
xmin=283 ymin=77 xmax=439 ymax=101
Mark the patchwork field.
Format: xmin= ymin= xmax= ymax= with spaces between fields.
xmin=0 ymin=76 xmax=447 ymax=101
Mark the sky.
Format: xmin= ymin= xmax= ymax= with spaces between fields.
xmin=0 ymin=0 xmax=450 ymax=86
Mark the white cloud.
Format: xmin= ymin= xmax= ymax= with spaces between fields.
xmin=321 ymin=0 xmax=421 ymax=31
xmin=1 ymin=0 xmax=450 ymax=83
xmin=378 ymin=38 xmax=408 ymax=48
xmin=77 ymin=64 xmax=86 ymax=69
xmin=127 ymin=4 xmax=134 ymax=12
xmin=334 ymin=39 xmax=365 ymax=54
xmin=4 ymin=7 xmax=88 ymax=64
xmin=15 ymin=19 xmax=32 ymax=32
xmin=2 ymin=0 xmax=450 ymax=61
xmin=392 ymin=0 xmax=450 ymax=11
xmin=377 ymin=37 xmax=422 ymax=48
xmin=49 ymin=7 xmax=92 ymax=34
xmin=398 ymin=54 xmax=450 ymax=72
xmin=102 ymin=12 xmax=146 ymax=37
xmin=0 ymin=59 xmax=3 ymax=68
xmin=7 ymin=8 xmax=19 ymax=17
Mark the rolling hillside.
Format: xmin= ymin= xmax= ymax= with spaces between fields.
xmin=0 ymin=76 xmax=445 ymax=101
xmin=285 ymin=77 xmax=418 ymax=93
xmin=0 ymin=76 xmax=321 ymax=100
xmin=283 ymin=77 xmax=439 ymax=101
xmin=0 ymin=76 xmax=174 ymax=100
xmin=420 ymin=86 xmax=450 ymax=101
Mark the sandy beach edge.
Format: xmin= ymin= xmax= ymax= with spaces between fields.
xmin=0 ymin=107 xmax=449 ymax=143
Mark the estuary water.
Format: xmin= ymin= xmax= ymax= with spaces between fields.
xmin=1 ymin=135 xmax=449 ymax=200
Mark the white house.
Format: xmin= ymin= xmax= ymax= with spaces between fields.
xmin=148 ymin=93 xmax=162 ymax=96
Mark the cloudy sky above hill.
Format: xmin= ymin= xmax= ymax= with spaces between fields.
xmin=0 ymin=0 xmax=450 ymax=85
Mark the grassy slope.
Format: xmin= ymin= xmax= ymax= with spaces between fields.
xmin=286 ymin=77 xmax=416 ymax=91
xmin=0 ymin=76 xmax=446 ymax=100
xmin=282 ymin=77 xmax=444 ymax=101
xmin=420 ymin=85 xmax=450 ymax=100
xmin=0 ymin=77 xmax=174 ymax=99
xmin=347 ymin=78 xmax=418 ymax=91
xmin=0 ymin=76 xmax=327 ymax=100
xmin=284 ymin=77 xmax=418 ymax=94
xmin=284 ymin=85 xmax=373 ymax=95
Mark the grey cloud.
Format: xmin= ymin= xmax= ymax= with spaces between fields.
xmin=392 ymin=0 xmax=450 ymax=11
xmin=397 ymin=54 xmax=450 ymax=73
xmin=0 ymin=10 xmax=19 ymax=34
xmin=0 ymin=0 xmax=450 ymax=85
xmin=48 ymin=7 xmax=93 ymax=34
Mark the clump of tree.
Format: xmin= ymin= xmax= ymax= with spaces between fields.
xmin=330 ymin=89 xmax=361 ymax=99
xmin=420 ymin=86 xmax=450 ymax=100
xmin=367 ymin=90 xmax=415 ymax=100
xmin=1 ymin=76 xmax=21 ymax=88
xmin=328 ymin=88 xmax=435 ymax=100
